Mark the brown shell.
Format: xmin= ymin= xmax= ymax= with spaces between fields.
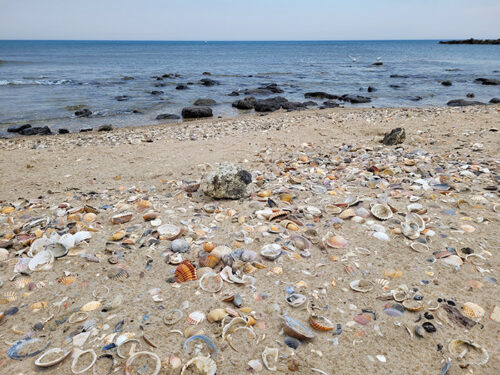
xmin=269 ymin=210 xmax=289 ymax=222
xmin=58 ymin=276 xmax=76 ymax=285
xmin=107 ymin=266 xmax=130 ymax=280
xmin=174 ymin=260 xmax=197 ymax=282
xmin=309 ymin=315 xmax=334 ymax=331
xmin=199 ymin=254 xmax=219 ymax=269
xmin=203 ymin=242 xmax=216 ymax=252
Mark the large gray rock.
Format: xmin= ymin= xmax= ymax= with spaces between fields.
xmin=202 ymin=163 xmax=252 ymax=199
xmin=382 ymin=127 xmax=406 ymax=146
xmin=447 ymin=99 xmax=485 ymax=106
xmin=181 ymin=106 xmax=213 ymax=119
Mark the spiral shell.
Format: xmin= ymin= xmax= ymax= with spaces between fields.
xmin=309 ymin=315 xmax=334 ymax=331
xmin=175 ymin=261 xmax=197 ymax=282
xmin=199 ymin=254 xmax=219 ymax=269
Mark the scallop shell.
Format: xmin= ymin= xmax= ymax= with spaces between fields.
xmin=463 ymin=302 xmax=485 ymax=320
xmin=207 ymin=308 xmax=228 ymax=323
xmin=35 ymin=348 xmax=72 ymax=368
xmin=81 ymin=301 xmax=101 ymax=312
xmin=163 ymin=309 xmax=183 ymax=325
xmin=181 ymin=356 xmax=217 ymax=375
xmin=199 ymin=254 xmax=220 ymax=269
xmin=371 ymin=203 xmax=393 ymax=220
xmin=107 ymin=266 xmax=130 ymax=280
xmin=282 ymin=315 xmax=314 ymax=340
xmin=58 ymin=276 xmax=76 ymax=285
xmin=1 ymin=290 xmax=17 ymax=303
xmin=186 ymin=311 xmax=206 ymax=325
xmin=375 ymin=278 xmax=390 ymax=289
xmin=448 ymin=339 xmax=489 ymax=366
xmin=157 ymin=223 xmax=183 ymax=240
xmin=350 ymin=279 xmax=374 ymax=293
xmin=260 ymin=244 xmax=283 ymax=261
xmin=286 ymin=293 xmax=307 ymax=308
xmin=309 ymin=315 xmax=334 ymax=331
xmin=175 ymin=261 xmax=197 ymax=282
xmin=199 ymin=272 xmax=223 ymax=293
xmin=326 ymin=235 xmax=348 ymax=249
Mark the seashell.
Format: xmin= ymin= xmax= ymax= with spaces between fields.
xmin=45 ymin=242 xmax=69 ymax=258
xmin=281 ymin=315 xmax=314 ymax=340
xmin=168 ymin=353 xmax=182 ymax=369
xmin=406 ymin=213 xmax=425 ymax=231
xmin=375 ymin=278 xmax=390 ymax=289
xmin=175 ymin=260 xmax=197 ymax=282
xmin=410 ymin=242 xmax=429 ymax=253
xmin=440 ymin=255 xmax=463 ymax=267
xmin=232 ymin=230 xmax=247 ymax=242
xmin=240 ymin=249 xmax=258 ymax=263
xmin=184 ymin=326 xmax=204 ymax=338
xmin=371 ymin=203 xmax=393 ymax=220
xmin=163 ymin=309 xmax=183 ymax=325
xmin=110 ymin=230 xmax=126 ymax=241
xmin=262 ymin=347 xmax=279 ymax=371
xmin=31 ymin=301 xmax=48 ymax=310
xmin=58 ymin=233 xmax=75 ymax=250
xmin=28 ymin=237 xmax=52 ymax=257
xmin=112 ymin=213 xmax=133 ymax=225
xmin=2 ymin=290 xmax=17 ymax=303
xmin=73 ymin=231 xmax=92 ymax=245
xmin=326 ymin=235 xmax=348 ymax=249
xmin=29 ymin=250 xmax=54 ymax=272
xmin=107 ymin=266 xmax=130 ymax=280
xmin=339 ymin=208 xmax=356 ymax=219
xmin=407 ymin=203 xmax=424 ymax=213
xmin=8 ymin=337 xmax=50 ymax=360
xmin=58 ymin=275 xmax=76 ymax=285
xmin=267 ymin=224 xmax=284 ymax=234
xmin=391 ymin=285 xmax=409 ymax=302
xmin=350 ymin=279 xmax=374 ymax=293
xmin=102 ymin=294 xmax=123 ymax=312
xmin=306 ymin=206 xmax=322 ymax=216
xmin=463 ymin=302 xmax=485 ymax=320
xmin=168 ymin=253 xmax=183 ymax=265
xmin=199 ymin=254 xmax=220 ymax=269
xmin=157 ymin=223 xmax=183 ymax=240
xmin=284 ymin=336 xmax=301 ymax=349
xmin=0 ymin=248 xmax=9 ymax=262
xmin=142 ymin=212 xmax=159 ymax=221
xmin=199 ymin=272 xmax=223 ymax=293
xmin=181 ymin=356 xmax=216 ymax=375
xmin=460 ymin=224 xmax=475 ymax=233
xmin=325 ymin=205 xmax=342 ymax=214
xmin=402 ymin=299 xmax=424 ymax=312
xmin=401 ymin=222 xmax=420 ymax=240
xmin=208 ymin=308 xmax=228 ymax=323
xmin=35 ymin=348 xmax=72 ymax=367
xmin=186 ymin=311 xmax=206 ymax=325
xmin=203 ymin=242 xmax=216 ymax=252
xmin=281 ymin=220 xmax=299 ymax=231
xmin=248 ymin=359 xmax=263 ymax=372
xmin=260 ymin=244 xmax=283 ymax=261
xmin=290 ymin=235 xmax=311 ymax=251
xmin=286 ymin=293 xmax=307 ymax=308
xmin=211 ymin=245 xmax=233 ymax=259
xmin=125 ymin=351 xmax=161 ymax=375
xmin=373 ymin=231 xmax=390 ymax=241
xmin=81 ymin=300 xmax=101 ymax=312
xmin=14 ymin=276 xmax=31 ymax=289
xmin=68 ymin=311 xmax=89 ymax=324
xmin=309 ymin=315 xmax=334 ymax=331
xmin=171 ymin=239 xmax=190 ymax=253
xmin=269 ymin=210 xmax=288 ymax=222
xmin=448 ymin=339 xmax=489 ymax=366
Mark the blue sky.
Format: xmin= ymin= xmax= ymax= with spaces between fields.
xmin=0 ymin=0 xmax=499 ymax=40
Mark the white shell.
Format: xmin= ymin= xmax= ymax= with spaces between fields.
xmin=262 ymin=347 xmax=279 ymax=371
xmin=350 ymin=279 xmax=374 ymax=292
xmin=199 ymin=272 xmax=223 ymax=293
xmin=373 ymin=232 xmax=390 ymax=241
xmin=29 ymin=250 xmax=54 ymax=271
xmin=71 ymin=349 xmax=97 ymax=374
xmin=35 ymin=348 xmax=72 ymax=367
xmin=73 ymin=231 xmax=91 ymax=245
xmin=371 ymin=203 xmax=393 ymax=220
xmin=58 ymin=233 xmax=75 ymax=249
xmin=260 ymin=244 xmax=282 ymax=260
xmin=181 ymin=356 xmax=217 ymax=375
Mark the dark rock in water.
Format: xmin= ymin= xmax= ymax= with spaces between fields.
xmin=8 ymin=124 xmax=31 ymax=133
xmin=176 ymin=84 xmax=189 ymax=90
xmin=75 ymin=108 xmax=92 ymax=117
xmin=281 ymin=101 xmax=307 ymax=111
xmin=439 ymin=38 xmax=500 ymax=45
xmin=20 ymin=126 xmax=52 ymax=136
xmin=122 ymin=76 xmax=134 ymax=80
xmin=154 ymin=83 xmax=167 ymax=87
xmin=382 ymin=127 xmax=406 ymax=146
xmin=490 ymin=97 xmax=500 ymax=104
xmin=132 ymin=109 xmax=143 ymax=114
xmin=390 ymin=74 xmax=409 ymax=78
xmin=58 ymin=128 xmax=69 ymax=134
xmin=254 ymin=96 xmax=288 ymax=112
xmin=303 ymin=101 xmax=317 ymax=106
xmin=202 ymin=163 xmax=252 ymax=199
xmin=193 ymin=98 xmax=216 ymax=106
xmin=244 ymin=83 xmax=284 ymax=95
xmin=389 ymin=84 xmax=402 ymax=89
xmin=320 ymin=100 xmax=340 ymax=109
xmin=339 ymin=94 xmax=371 ymax=104
xmin=182 ymin=106 xmax=213 ymax=119
xmin=407 ymin=96 xmax=423 ymax=101
xmin=228 ymin=91 xmax=240 ymax=96
xmin=98 ymin=124 xmax=113 ymax=132
xmin=156 ymin=113 xmax=180 ymax=120
xmin=232 ymin=96 xmax=256 ymax=110
xmin=474 ymin=78 xmax=500 ymax=85
xmin=80 ymin=128 xmax=93 ymax=133
xmin=202 ymin=72 xmax=211 ymax=75
xmin=466 ymin=93 xmax=475 ymax=98
xmin=162 ymin=73 xmax=175 ymax=78
xmin=372 ymin=62 xmax=383 ymax=66
xmin=447 ymin=99 xmax=486 ymax=106
xmin=441 ymin=80 xmax=452 ymax=86
xmin=367 ymin=86 xmax=377 ymax=92
xmin=151 ymin=90 xmax=163 ymax=95
xmin=304 ymin=92 xmax=338 ymax=99
xmin=115 ymin=95 xmax=129 ymax=101
xmin=200 ymin=78 xmax=219 ymax=86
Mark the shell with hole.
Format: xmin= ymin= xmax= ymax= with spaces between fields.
xmin=35 ymin=348 xmax=72 ymax=367
xmin=371 ymin=203 xmax=393 ymax=220
xmin=262 ymin=347 xmax=279 ymax=371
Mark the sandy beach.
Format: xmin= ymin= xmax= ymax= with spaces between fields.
xmin=1 ymin=105 xmax=499 ymax=374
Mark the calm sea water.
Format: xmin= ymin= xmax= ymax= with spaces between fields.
xmin=0 ymin=40 xmax=499 ymax=135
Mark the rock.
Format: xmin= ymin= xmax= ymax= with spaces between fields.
xmin=390 ymin=85 xmax=402 ymax=89
xmin=7 ymin=124 xmax=31 ymax=133
xmin=193 ymin=99 xmax=216 ymax=106
xmin=156 ymin=113 xmax=181 ymax=120
xmin=202 ymin=72 xmax=211 ymax=75
xmin=441 ymin=80 xmax=452 ymax=86
xmin=98 ymin=124 xmax=113 ymax=132
xmin=200 ymin=78 xmax=219 ymax=86
xmin=151 ymin=90 xmax=163 ymax=95
xmin=176 ymin=84 xmax=189 ymax=90
xmin=254 ymin=97 xmax=288 ymax=112
xmin=447 ymin=99 xmax=486 ymax=106
xmin=439 ymin=38 xmax=500 ymax=45
xmin=281 ymin=101 xmax=307 ymax=111
xmin=181 ymin=106 xmax=213 ymax=119
xmin=20 ymin=126 xmax=52 ymax=136
xmin=232 ymin=97 xmax=256 ymax=110
xmin=244 ymin=84 xmax=283 ymax=95
xmin=228 ymin=91 xmax=240 ymax=96
xmin=490 ymin=97 xmax=500 ymax=104
xmin=407 ymin=96 xmax=423 ymax=101
xmin=171 ymin=239 xmax=191 ymax=253
xmin=390 ymin=74 xmax=409 ymax=78
xmin=382 ymin=127 xmax=406 ymax=146
xmin=75 ymin=109 xmax=92 ymax=117
xmin=466 ymin=93 xmax=475 ymax=98
xmin=303 ymin=101 xmax=317 ymax=106
xmin=202 ymin=163 xmax=252 ymax=199
xmin=367 ymin=86 xmax=377 ymax=92
xmin=122 ymin=76 xmax=134 ymax=80
xmin=154 ymin=83 xmax=166 ymax=87
xmin=162 ymin=73 xmax=175 ymax=78
xmin=304 ymin=92 xmax=338 ymax=100
xmin=80 ymin=128 xmax=93 ymax=132
xmin=320 ymin=100 xmax=340 ymax=109
xmin=115 ymin=95 xmax=129 ymax=101
xmin=474 ymin=78 xmax=500 ymax=85
xmin=372 ymin=62 xmax=383 ymax=66
xmin=339 ymin=94 xmax=371 ymax=104
xmin=58 ymin=128 xmax=69 ymax=134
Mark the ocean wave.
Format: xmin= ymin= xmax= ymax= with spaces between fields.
xmin=0 ymin=79 xmax=75 ymax=86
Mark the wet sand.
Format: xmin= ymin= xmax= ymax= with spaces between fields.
xmin=0 ymin=106 xmax=499 ymax=374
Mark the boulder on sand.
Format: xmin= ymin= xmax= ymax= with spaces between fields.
xmin=382 ymin=127 xmax=406 ymax=146
xmin=181 ymin=106 xmax=213 ymax=119
xmin=202 ymin=163 xmax=253 ymax=199
xmin=193 ymin=99 xmax=216 ymax=106
xmin=156 ymin=113 xmax=181 ymax=120
xmin=20 ymin=126 xmax=52 ymax=136
xmin=232 ymin=97 xmax=256 ymax=110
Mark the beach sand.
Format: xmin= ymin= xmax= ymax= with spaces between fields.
xmin=0 ymin=106 xmax=499 ymax=374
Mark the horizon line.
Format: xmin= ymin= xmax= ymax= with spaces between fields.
xmin=0 ymin=38 xmax=472 ymax=42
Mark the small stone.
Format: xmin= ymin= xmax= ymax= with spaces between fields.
xmin=171 ymin=239 xmax=190 ymax=253
xmin=98 ymin=124 xmax=113 ymax=132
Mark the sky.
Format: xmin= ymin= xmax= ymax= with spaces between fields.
xmin=0 ymin=0 xmax=499 ymax=41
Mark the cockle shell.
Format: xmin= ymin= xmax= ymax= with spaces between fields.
xmin=1 ymin=291 xmax=17 ymax=303
xmin=181 ymin=356 xmax=217 ymax=375
xmin=309 ymin=315 xmax=334 ymax=331
xmin=260 ymin=244 xmax=283 ymax=261
xmin=186 ymin=311 xmax=206 ymax=325
xmin=402 ymin=299 xmax=424 ymax=312
xmin=406 ymin=213 xmax=425 ymax=231
xmin=350 ymin=279 xmax=374 ymax=293
xmin=401 ymin=222 xmax=420 ymax=240
xmin=371 ymin=203 xmax=393 ymax=220
xmin=107 ymin=266 xmax=130 ymax=280
xmin=211 ymin=246 xmax=233 ymax=259
xmin=269 ymin=210 xmax=289 ymax=221
xmin=175 ymin=261 xmax=197 ymax=282
xmin=203 ymin=242 xmax=216 ymax=252
xmin=199 ymin=254 xmax=220 ymax=269
xmin=14 ymin=276 xmax=31 ymax=289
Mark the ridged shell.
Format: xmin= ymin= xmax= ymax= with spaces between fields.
xmin=14 ymin=277 xmax=31 ymax=289
xmin=107 ymin=266 xmax=130 ymax=280
xmin=463 ymin=302 xmax=485 ymax=319
xmin=269 ymin=210 xmax=288 ymax=222
xmin=309 ymin=315 xmax=334 ymax=331
xmin=181 ymin=356 xmax=217 ymax=375
xmin=186 ymin=311 xmax=206 ymax=325
xmin=58 ymin=276 xmax=76 ymax=285
xmin=199 ymin=254 xmax=220 ymax=269
xmin=375 ymin=278 xmax=390 ymax=289
xmin=175 ymin=261 xmax=197 ymax=282
xmin=371 ymin=203 xmax=393 ymax=220
xmin=2 ymin=291 xmax=17 ymax=303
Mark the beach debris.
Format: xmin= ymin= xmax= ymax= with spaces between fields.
xmin=262 ymin=347 xmax=279 ymax=371
xmin=202 ymin=163 xmax=252 ymax=199
xmin=181 ymin=356 xmax=217 ymax=375
xmin=382 ymin=127 xmax=406 ymax=145
xmin=34 ymin=348 xmax=72 ymax=367
xmin=124 ymin=351 xmax=161 ymax=375
xmin=448 ymin=339 xmax=489 ymax=366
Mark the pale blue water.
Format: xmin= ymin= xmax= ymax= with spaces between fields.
xmin=0 ymin=40 xmax=499 ymax=135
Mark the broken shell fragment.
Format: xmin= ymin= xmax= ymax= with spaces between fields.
xmin=163 ymin=309 xmax=183 ymax=325
xmin=183 ymin=335 xmax=217 ymax=359
xmin=286 ymin=293 xmax=307 ymax=308
xmin=309 ymin=315 xmax=334 ymax=331
xmin=187 ymin=311 xmax=206 ymax=325
xmin=350 ymin=279 xmax=374 ymax=293
xmin=448 ymin=339 xmax=489 ymax=366
xmin=181 ymin=356 xmax=217 ymax=375
xmin=402 ymin=299 xmax=424 ymax=312
xmin=29 ymin=250 xmax=54 ymax=272
xmin=371 ymin=203 xmax=393 ymax=220
xmin=71 ymin=349 xmax=97 ymax=374
xmin=207 ymin=308 xmax=228 ymax=323
xmin=262 ymin=347 xmax=279 ymax=371
xmin=199 ymin=272 xmax=223 ymax=293
xmin=112 ymin=213 xmax=133 ymax=225
xmin=81 ymin=300 xmax=101 ymax=312
xmin=462 ymin=302 xmax=485 ymax=320
xmin=8 ymin=338 xmax=50 ymax=360
xmin=124 ymin=351 xmax=161 ymax=375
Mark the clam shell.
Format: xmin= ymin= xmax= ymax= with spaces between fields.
xmin=163 ymin=309 xmax=183 ymax=325
xmin=268 ymin=224 xmax=284 ymax=234
xmin=35 ymin=348 xmax=72 ymax=368
xmin=186 ymin=311 xmax=206 ymax=325
xmin=350 ymin=279 xmax=374 ymax=293
xmin=112 ymin=213 xmax=133 ymax=225
xmin=181 ymin=356 xmax=216 ymax=375
xmin=207 ymin=308 xmax=228 ymax=323
xmin=286 ymin=293 xmax=307 ymax=308
xmin=401 ymin=222 xmax=420 ymax=240
xmin=325 ymin=205 xmax=342 ymax=214
xmin=448 ymin=339 xmax=489 ymax=366
xmin=107 ymin=266 xmax=130 ymax=280
xmin=281 ymin=315 xmax=314 ymax=340
xmin=175 ymin=260 xmax=197 ymax=282
xmin=371 ymin=203 xmax=393 ymax=220
xmin=211 ymin=245 xmax=233 ymax=259
xmin=260 ymin=244 xmax=283 ymax=261
xmin=0 ymin=248 xmax=9 ymax=262
xmin=199 ymin=272 xmax=223 ymax=293
xmin=199 ymin=254 xmax=220 ymax=268
xmin=405 ymin=213 xmax=425 ymax=231
xmin=157 ymin=224 xmax=183 ymax=240
xmin=339 ymin=208 xmax=356 ymax=219
xmin=462 ymin=302 xmax=485 ymax=320
xmin=71 ymin=349 xmax=97 ymax=374
xmin=309 ymin=315 xmax=334 ymax=331
xmin=326 ymin=235 xmax=348 ymax=249
xmin=410 ymin=242 xmax=429 ymax=253
xmin=68 ymin=311 xmax=89 ymax=324
xmin=81 ymin=301 xmax=101 ymax=312
xmin=46 ymin=243 xmax=69 ymax=258
xmin=402 ymin=299 xmax=425 ymax=312
xmin=58 ymin=275 xmax=76 ymax=285
xmin=240 ymin=249 xmax=258 ymax=263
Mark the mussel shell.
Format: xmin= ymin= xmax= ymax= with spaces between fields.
xmin=8 ymin=338 xmax=50 ymax=360
xmin=284 ymin=336 xmax=301 ymax=349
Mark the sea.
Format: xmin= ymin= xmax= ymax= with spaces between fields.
xmin=0 ymin=40 xmax=499 ymax=135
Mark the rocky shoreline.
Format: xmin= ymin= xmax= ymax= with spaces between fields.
xmin=439 ymin=38 xmax=500 ymax=45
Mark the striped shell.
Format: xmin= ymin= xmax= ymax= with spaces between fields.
xmin=269 ymin=210 xmax=288 ymax=222
xmin=58 ymin=276 xmax=76 ymax=285
xmin=371 ymin=203 xmax=393 ymax=220
xmin=108 ymin=266 xmax=130 ymax=280
xmin=1 ymin=291 xmax=17 ymax=303
xmin=175 ymin=261 xmax=197 ymax=282
xmin=463 ymin=302 xmax=485 ymax=319
xmin=186 ymin=311 xmax=206 ymax=325
xmin=375 ymin=278 xmax=390 ymax=289
xmin=199 ymin=254 xmax=220 ymax=269
xmin=14 ymin=276 xmax=31 ymax=289
xmin=309 ymin=315 xmax=334 ymax=331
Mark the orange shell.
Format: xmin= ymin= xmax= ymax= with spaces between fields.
xmin=309 ymin=315 xmax=334 ymax=331
xmin=203 ymin=242 xmax=216 ymax=252
xmin=174 ymin=261 xmax=197 ymax=282
xmin=246 ymin=316 xmax=256 ymax=326
xmin=58 ymin=276 xmax=76 ymax=285
xmin=199 ymin=254 xmax=220 ymax=269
